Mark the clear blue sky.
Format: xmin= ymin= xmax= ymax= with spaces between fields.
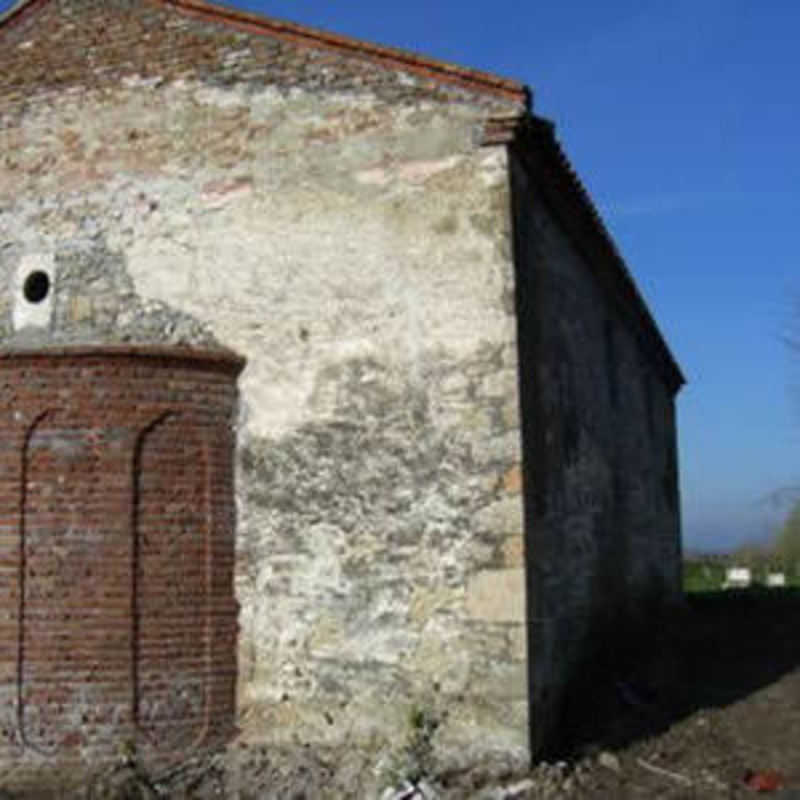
xmin=3 ymin=0 xmax=798 ymax=552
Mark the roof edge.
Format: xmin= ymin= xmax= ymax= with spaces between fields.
xmin=0 ymin=0 xmax=47 ymax=29
xmin=0 ymin=0 xmax=530 ymax=106
xmin=157 ymin=0 xmax=531 ymax=107
xmin=499 ymin=113 xmax=685 ymax=393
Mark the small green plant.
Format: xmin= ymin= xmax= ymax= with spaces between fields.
xmin=405 ymin=704 xmax=439 ymax=783
xmin=378 ymin=700 xmax=443 ymax=792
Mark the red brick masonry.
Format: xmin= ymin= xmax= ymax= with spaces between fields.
xmin=0 ymin=346 xmax=244 ymax=773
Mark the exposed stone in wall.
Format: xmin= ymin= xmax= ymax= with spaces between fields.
xmin=0 ymin=74 xmax=512 ymax=376
xmin=0 ymin=0 xmax=683 ymax=777
xmin=0 ymin=30 xmax=528 ymax=773
xmin=0 ymin=0 xmax=524 ymax=127
xmin=0 ymin=240 xmax=217 ymax=347
xmin=236 ymin=348 xmax=526 ymax=766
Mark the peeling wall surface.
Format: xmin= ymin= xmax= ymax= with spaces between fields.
xmin=0 ymin=0 xmax=531 ymax=778
xmin=0 ymin=0 xmax=684 ymax=785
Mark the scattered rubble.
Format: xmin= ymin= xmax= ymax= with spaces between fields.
xmin=597 ymin=752 xmax=621 ymax=774
xmin=744 ymin=769 xmax=785 ymax=793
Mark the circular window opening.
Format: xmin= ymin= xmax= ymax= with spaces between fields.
xmin=23 ymin=271 xmax=51 ymax=304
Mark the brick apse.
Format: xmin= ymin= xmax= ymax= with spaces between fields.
xmin=0 ymin=347 xmax=242 ymax=786
xmin=0 ymin=0 xmax=684 ymax=789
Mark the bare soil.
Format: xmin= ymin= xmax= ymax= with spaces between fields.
xmin=159 ymin=588 xmax=800 ymax=799
xmin=526 ymin=588 xmax=800 ymax=799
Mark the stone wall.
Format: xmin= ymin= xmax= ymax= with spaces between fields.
xmin=0 ymin=1 xmax=686 ymax=785
xmin=0 ymin=2 xmax=530 ymax=776
xmin=510 ymin=150 xmax=682 ymax=753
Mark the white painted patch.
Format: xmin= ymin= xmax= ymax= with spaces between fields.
xmin=193 ymin=86 xmax=247 ymax=109
xmin=121 ymin=74 xmax=164 ymax=90
xmin=12 ymin=253 xmax=55 ymax=331
xmin=396 ymin=71 xmax=419 ymax=87
xmin=479 ymin=146 xmax=510 ymax=186
xmin=354 ymin=167 xmax=390 ymax=186
xmin=249 ymin=87 xmax=287 ymax=120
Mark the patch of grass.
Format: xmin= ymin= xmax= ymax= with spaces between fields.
xmin=683 ymin=561 xmax=726 ymax=593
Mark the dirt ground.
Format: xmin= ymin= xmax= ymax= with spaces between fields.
xmin=6 ymin=589 xmax=800 ymax=799
xmin=518 ymin=588 xmax=800 ymax=799
xmin=229 ymin=588 xmax=800 ymax=799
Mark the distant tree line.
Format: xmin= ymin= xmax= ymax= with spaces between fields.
xmin=774 ymin=298 xmax=800 ymax=575
xmin=683 ymin=517 xmax=800 ymax=592
xmin=773 ymin=503 xmax=800 ymax=570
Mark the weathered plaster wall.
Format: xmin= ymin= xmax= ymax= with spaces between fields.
xmin=0 ymin=56 xmax=529 ymax=778
xmin=0 ymin=2 xmax=685 ymax=785
xmin=510 ymin=152 xmax=682 ymax=751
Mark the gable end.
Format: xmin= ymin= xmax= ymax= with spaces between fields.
xmin=0 ymin=0 xmax=529 ymax=112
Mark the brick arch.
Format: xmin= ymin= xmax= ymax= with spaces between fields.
xmin=133 ymin=412 xmax=212 ymax=751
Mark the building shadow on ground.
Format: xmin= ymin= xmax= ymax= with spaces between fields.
xmin=559 ymin=587 xmax=800 ymax=755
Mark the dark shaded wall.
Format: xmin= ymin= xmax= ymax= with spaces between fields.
xmin=509 ymin=148 xmax=682 ymax=754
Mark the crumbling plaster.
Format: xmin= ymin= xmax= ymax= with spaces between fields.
xmin=0 ymin=3 xmax=684 ymax=784
xmin=0 ymin=76 xmax=529 ymax=769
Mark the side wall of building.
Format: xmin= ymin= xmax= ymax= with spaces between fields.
xmin=0 ymin=69 xmax=530 ymax=773
xmin=510 ymin=150 xmax=682 ymax=753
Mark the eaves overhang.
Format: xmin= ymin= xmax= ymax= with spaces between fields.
xmin=485 ymin=114 xmax=686 ymax=395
